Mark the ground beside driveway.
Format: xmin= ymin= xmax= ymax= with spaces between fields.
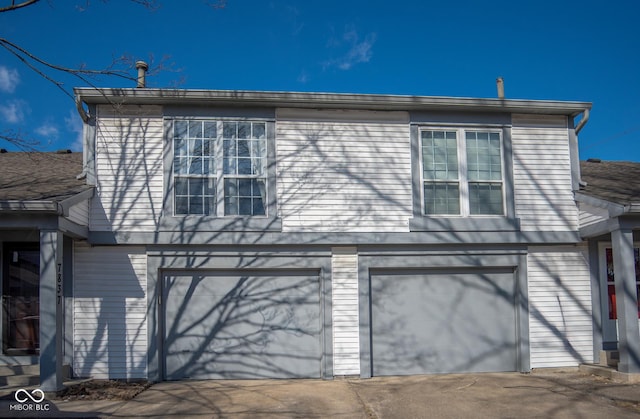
xmin=1 ymin=369 xmax=639 ymax=418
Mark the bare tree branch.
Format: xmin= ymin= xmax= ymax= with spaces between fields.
xmin=0 ymin=0 xmax=224 ymax=148
xmin=0 ymin=130 xmax=40 ymax=151
xmin=0 ymin=0 xmax=41 ymax=13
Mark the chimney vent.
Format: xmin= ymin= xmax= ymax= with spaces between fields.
xmin=496 ymin=77 xmax=505 ymax=99
xmin=136 ymin=61 xmax=149 ymax=88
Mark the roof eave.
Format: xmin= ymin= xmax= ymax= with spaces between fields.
xmin=575 ymin=192 xmax=640 ymax=216
xmin=0 ymin=200 xmax=60 ymax=213
xmin=74 ymin=88 xmax=592 ymax=116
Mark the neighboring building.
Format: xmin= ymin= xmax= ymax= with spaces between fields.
xmin=0 ymin=88 xmax=637 ymax=391
xmin=577 ymin=160 xmax=640 ymax=373
xmin=0 ymin=150 xmax=92 ymax=389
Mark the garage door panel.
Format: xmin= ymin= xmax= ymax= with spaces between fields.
xmin=164 ymin=271 xmax=322 ymax=379
xmin=371 ymin=271 xmax=517 ymax=375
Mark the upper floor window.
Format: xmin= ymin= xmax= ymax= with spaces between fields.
xmin=173 ymin=120 xmax=267 ymax=216
xmin=420 ymin=128 xmax=504 ymax=216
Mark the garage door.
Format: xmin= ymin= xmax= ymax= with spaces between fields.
xmin=370 ymin=268 xmax=517 ymax=376
xmin=163 ymin=269 xmax=322 ymax=380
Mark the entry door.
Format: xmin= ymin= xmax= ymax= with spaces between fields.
xmin=601 ymin=245 xmax=640 ymax=345
xmin=2 ymin=244 xmax=40 ymax=355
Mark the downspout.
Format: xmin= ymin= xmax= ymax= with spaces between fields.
xmin=572 ymin=108 xmax=591 ymax=191
xmin=74 ymin=93 xmax=90 ymax=180
xmin=575 ymin=108 xmax=590 ymax=135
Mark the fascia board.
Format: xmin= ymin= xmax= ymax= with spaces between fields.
xmin=74 ymin=88 xmax=592 ymax=116
xmin=58 ymin=188 xmax=95 ymax=216
xmin=0 ymin=200 xmax=59 ymax=213
xmin=575 ymin=192 xmax=639 ymax=216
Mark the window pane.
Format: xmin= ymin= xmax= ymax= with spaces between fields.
xmin=189 ymin=195 xmax=203 ymax=214
xmin=422 ymin=130 xmax=458 ymax=181
xmin=238 ymin=158 xmax=252 ymax=175
xmin=469 ymin=183 xmax=503 ymax=215
xmin=189 ymin=178 xmax=204 ymax=196
xmin=238 ymin=178 xmax=252 ymax=196
xmin=223 ymin=139 xmax=235 ymax=158
xmin=204 ymin=122 xmax=216 ymax=139
xmin=237 ymin=140 xmax=250 ymax=157
xmin=253 ymin=198 xmax=266 ymax=215
xmin=174 ymin=157 xmax=188 ymax=175
xmin=225 ymin=196 xmax=238 ymax=215
xmin=175 ymin=121 xmax=188 ymax=139
xmin=175 ymin=177 xmax=188 ymax=195
xmin=223 ymin=158 xmax=236 ymax=175
xmin=188 ymin=158 xmax=203 ymax=175
xmin=175 ymin=196 xmax=189 ymax=215
xmin=175 ymin=138 xmax=187 ymax=157
xmin=189 ymin=139 xmax=202 ymax=156
xmin=238 ymin=122 xmax=251 ymax=139
xmin=252 ymin=158 xmax=265 ymax=176
xmin=239 ymin=198 xmax=252 ymax=215
xmin=466 ymin=131 xmax=502 ymax=181
xmin=224 ymin=178 xmax=237 ymax=197
xmin=423 ymin=182 xmax=460 ymax=215
xmin=223 ymin=122 xmax=237 ymax=138
xmin=204 ymin=195 xmax=215 ymax=215
xmin=204 ymin=177 xmax=215 ymax=196
xmin=202 ymin=157 xmax=214 ymax=175
xmin=253 ymin=123 xmax=266 ymax=139
xmin=189 ymin=121 xmax=202 ymax=138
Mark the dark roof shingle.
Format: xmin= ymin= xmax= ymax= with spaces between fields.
xmin=0 ymin=152 xmax=88 ymax=201
xmin=580 ymin=160 xmax=640 ymax=205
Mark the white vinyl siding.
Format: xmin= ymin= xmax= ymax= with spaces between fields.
xmin=277 ymin=109 xmax=412 ymax=232
xmin=511 ymin=114 xmax=578 ymax=231
xmin=73 ymin=244 xmax=147 ymax=379
xmin=528 ymin=245 xmax=593 ymax=368
xmin=331 ymin=247 xmax=360 ymax=376
xmin=67 ymin=200 xmax=89 ymax=226
xmin=90 ymin=105 xmax=164 ymax=232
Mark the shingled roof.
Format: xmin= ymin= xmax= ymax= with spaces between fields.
xmin=580 ymin=160 xmax=640 ymax=205
xmin=0 ymin=151 xmax=89 ymax=201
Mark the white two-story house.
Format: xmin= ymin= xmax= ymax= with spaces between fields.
xmin=1 ymin=86 xmax=638 ymax=391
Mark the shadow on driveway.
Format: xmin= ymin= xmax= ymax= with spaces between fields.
xmin=1 ymin=371 xmax=639 ymax=418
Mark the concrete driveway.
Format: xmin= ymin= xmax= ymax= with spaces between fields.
xmin=2 ymin=370 xmax=639 ymax=418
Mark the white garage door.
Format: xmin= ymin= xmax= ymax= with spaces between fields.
xmin=370 ymin=268 xmax=518 ymax=375
xmin=163 ymin=269 xmax=322 ymax=379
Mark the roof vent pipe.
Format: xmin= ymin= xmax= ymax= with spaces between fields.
xmin=136 ymin=61 xmax=148 ymax=88
xmin=496 ymin=77 xmax=505 ymax=99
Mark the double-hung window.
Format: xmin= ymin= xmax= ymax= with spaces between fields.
xmin=420 ymin=128 xmax=504 ymax=216
xmin=173 ymin=120 xmax=267 ymax=216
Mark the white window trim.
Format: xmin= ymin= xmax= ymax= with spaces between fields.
xmin=419 ymin=126 xmax=506 ymax=217
xmin=171 ymin=118 xmax=269 ymax=218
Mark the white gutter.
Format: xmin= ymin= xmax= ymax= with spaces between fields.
xmin=74 ymin=88 xmax=592 ymax=116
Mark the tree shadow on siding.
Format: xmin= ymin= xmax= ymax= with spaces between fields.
xmin=78 ymin=106 xmax=627 ymax=382
xmin=162 ymin=270 xmax=323 ymax=379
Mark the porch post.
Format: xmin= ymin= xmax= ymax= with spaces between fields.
xmin=39 ymin=230 xmax=64 ymax=391
xmin=611 ymin=228 xmax=640 ymax=373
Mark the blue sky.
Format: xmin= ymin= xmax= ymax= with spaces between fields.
xmin=0 ymin=0 xmax=638 ymax=160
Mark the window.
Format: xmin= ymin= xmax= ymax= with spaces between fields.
xmin=420 ymin=128 xmax=504 ymax=216
xmin=605 ymin=247 xmax=640 ymax=320
xmin=173 ymin=120 xmax=267 ymax=216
